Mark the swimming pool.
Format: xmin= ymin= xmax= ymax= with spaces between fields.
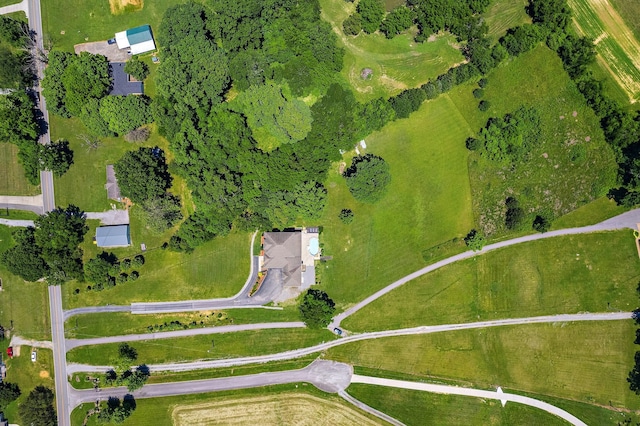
xmin=308 ymin=237 xmax=319 ymax=256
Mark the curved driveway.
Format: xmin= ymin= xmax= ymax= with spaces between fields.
xmin=350 ymin=375 xmax=587 ymax=426
xmin=332 ymin=209 xmax=640 ymax=328
xmin=67 ymin=312 xmax=631 ymax=374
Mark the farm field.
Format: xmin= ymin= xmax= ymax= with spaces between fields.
xmin=568 ymin=0 xmax=640 ymax=102
xmin=317 ymin=94 xmax=474 ymax=307
xmin=609 ymin=0 xmax=640 ymax=42
xmin=0 ymin=143 xmax=40 ymax=196
xmin=64 ymin=308 xmax=300 ymax=339
xmin=320 ymin=0 xmax=464 ymax=101
xmin=347 ymin=384 xmax=567 ymax=426
xmin=483 ymin=0 xmax=531 ymax=43
xmin=63 ymin=230 xmax=251 ymax=308
xmin=342 ymin=230 xmax=640 ymax=331
xmin=71 ymin=385 xmax=379 ymax=426
xmin=66 ymin=328 xmax=334 ymax=365
xmin=449 ymin=45 xmax=617 ymax=236
xmin=327 ymin=321 xmax=640 ymax=411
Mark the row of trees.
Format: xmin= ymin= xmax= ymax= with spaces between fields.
xmin=104 ymin=343 xmax=150 ymax=392
xmin=0 ymin=15 xmax=33 ymax=89
xmin=83 ymin=252 xmax=144 ymax=291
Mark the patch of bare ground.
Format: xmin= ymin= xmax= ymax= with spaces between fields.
xmin=109 ymin=0 xmax=143 ymax=15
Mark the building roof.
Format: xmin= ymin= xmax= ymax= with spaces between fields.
xmin=263 ymin=232 xmax=302 ymax=288
xmin=96 ymin=225 xmax=131 ymax=247
xmin=126 ymin=25 xmax=153 ymax=45
xmin=109 ymin=62 xmax=143 ymax=96
xmin=105 ymin=165 xmax=121 ymax=200
xmin=114 ymin=25 xmax=156 ymax=55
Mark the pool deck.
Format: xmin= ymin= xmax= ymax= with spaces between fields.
xmin=301 ymin=228 xmax=320 ymax=267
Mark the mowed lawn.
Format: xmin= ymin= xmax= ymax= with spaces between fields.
xmin=320 ymin=0 xmax=464 ymax=101
xmin=449 ymin=45 xmax=617 ymax=236
xmin=64 ymin=308 xmax=300 ymax=339
xmin=347 ymin=384 xmax=568 ymax=426
xmin=568 ymin=0 xmax=640 ymax=102
xmin=66 ymin=328 xmax=334 ymax=365
xmin=0 ymin=143 xmax=40 ymax=196
xmin=343 ymin=230 xmax=640 ymax=331
xmin=318 ymin=95 xmax=474 ymax=307
xmin=63 ymin=230 xmax=251 ymax=308
xmin=41 ymin=0 xmax=183 ymax=51
xmin=328 ymin=321 xmax=640 ymax=411
xmin=483 ymin=0 xmax=531 ymax=43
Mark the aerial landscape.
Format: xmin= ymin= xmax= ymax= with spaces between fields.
xmin=0 ymin=0 xmax=640 ymax=424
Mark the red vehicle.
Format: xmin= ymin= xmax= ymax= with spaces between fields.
xmin=6 ymin=347 xmax=13 ymax=358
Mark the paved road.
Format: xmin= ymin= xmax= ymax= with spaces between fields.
xmin=49 ymin=285 xmax=70 ymax=426
xmin=0 ymin=219 xmax=34 ymax=227
xmin=331 ymin=208 xmax=640 ymax=328
xmin=351 ymin=375 xmax=588 ymax=426
xmin=0 ymin=195 xmax=44 ymax=214
xmin=9 ymin=335 xmax=53 ymax=350
xmin=67 ymin=359 xmax=352 ymax=409
xmin=66 ymin=322 xmax=306 ymax=350
xmin=68 ymin=312 xmax=631 ymax=374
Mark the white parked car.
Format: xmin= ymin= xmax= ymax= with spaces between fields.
xmin=31 ymin=350 xmax=36 ymax=362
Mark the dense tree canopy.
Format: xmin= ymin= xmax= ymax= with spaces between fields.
xmin=0 ymin=227 xmax=49 ymax=281
xmin=18 ymin=386 xmax=56 ymax=426
xmin=477 ymin=106 xmax=541 ymax=163
xmin=99 ymin=95 xmax=153 ymax=135
xmin=124 ymin=57 xmax=149 ymax=81
xmin=39 ymin=139 xmax=74 ymax=176
xmin=298 ymin=289 xmax=336 ymax=328
xmin=344 ymin=154 xmax=391 ymax=203
xmin=381 ymin=6 xmax=415 ymax=38
xmin=114 ymin=147 xmax=172 ymax=203
xmin=357 ymin=0 xmax=385 ymax=34
xmin=0 ymin=381 xmax=20 ymax=409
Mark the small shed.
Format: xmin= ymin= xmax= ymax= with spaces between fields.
xmin=96 ymin=225 xmax=131 ymax=247
xmin=105 ymin=165 xmax=121 ymax=201
xmin=115 ymin=25 xmax=155 ymax=55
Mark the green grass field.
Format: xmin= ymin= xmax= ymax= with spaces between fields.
xmin=568 ymin=0 xmax=640 ymax=102
xmin=71 ymin=384 xmax=378 ymax=426
xmin=343 ymin=230 xmax=639 ymax=331
xmin=64 ymin=308 xmax=300 ymax=339
xmin=41 ymin=0 xmax=181 ymax=52
xmin=320 ymin=0 xmax=464 ymax=101
xmin=0 ymin=209 xmax=38 ymax=220
xmin=347 ymin=384 xmax=568 ymax=426
xmin=328 ymin=321 xmax=640 ymax=411
xmin=609 ymin=0 xmax=640 ymax=42
xmin=0 ymin=0 xmax=20 ymax=7
xmin=483 ymin=0 xmax=531 ymax=43
xmin=551 ymin=196 xmax=628 ymax=229
xmin=66 ymin=328 xmax=334 ymax=365
xmin=63 ymin=230 xmax=250 ymax=308
xmin=0 ymin=143 xmax=40 ymax=196
xmin=448 ymin=45 xmax=618 ymax=236
xmin=317 ymin=94 xmax=474 ymax=307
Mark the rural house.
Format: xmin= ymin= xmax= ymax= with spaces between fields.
xmin=95 ymin=225 xmax=131 ymax=248
xmin=261 ymin=228 xmax=320 ymax=290
xmin=115 ymin=24 xmax=155 ymax=55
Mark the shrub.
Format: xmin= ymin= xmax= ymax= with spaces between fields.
xmin=338 ymin=209 xmax=354 ymax=224
xmin=478 ymin=78 xmax=488 ymax=88
xmin=532 ymin=214 xmax=551 ymax=233
xmin=473 ymin=88 xmax=484 ymax=99
xmin=129 ymin=271 xmax=139 ymax=281
xmin=120 ymin=258 xmax=131 ymax=271
xmin=133 ymin=254 xmax=145 ymax=267
xmin=464 ymin=229 xmax=485 ymax=251
xmin=478 ymin=100 xmax=490 ymax=111
xmin=465 ymin=137 xmax=481 ymax=151
xmin=117 ymin=273 xmax=128 ymax=284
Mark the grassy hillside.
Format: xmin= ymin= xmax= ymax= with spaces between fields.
xmin=318 ymin=94 xmax=474 ymax=307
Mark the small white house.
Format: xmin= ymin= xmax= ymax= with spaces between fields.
xmin=115 ymin=25 xmax=155 ymax=55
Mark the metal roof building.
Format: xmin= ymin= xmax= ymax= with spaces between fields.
xmin=115 ymin=25 xmax=155 ymax=55
xmin=96 ymin=225 xmax=131 ymax=247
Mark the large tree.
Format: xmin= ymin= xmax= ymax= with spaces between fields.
xmin=298 ymin=289 xmax=336 ymax=329
xmin=18 ymin=386 xmax=56 ymax=426
xmin=99 ymin=95 xmax=153 ymax=135
xmin=343 ymin=154 xmax=391 ymax=203
xmin=114 ymin=147 xmax=172 ymax=203
xmin=0 ymin=381 xmax=20 ymax=409
xmin=38 ymin=139 xmax=74 ymax=177
xmin=357 ymin=0 xmax=385 ymax=34
xmin=0 ymin=227 xmax=49 ymax=281
xmin=0 ymin=91 xmax=38 ymax=144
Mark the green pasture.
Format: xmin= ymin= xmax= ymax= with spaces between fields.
xmin=328 ymin=320 xmax=640 ymax=411
xmin=41 ymin=0 xmax=182 ymax=52
xmin=320 ymin=0 xmax=464 ymax=101
xmin=448 ymin=45 xmax=617 ymax=236
xmin=551 ymin=196 xmax=627 ymax=229
xmin=609 ymin=0 xmax=640 ymax=41
xmin=0 ymin=0 xmax=19 ymax=7
xmin=66 ymin=328 xmax=334 ymax=365
xmin=483 ymin=0 xmax=531 ymax=43
xmin=568 ymin=0 xmax=640 ymax=102
xmin=347 ymin=384 xmax=567 ymax=426
xmin=343 ymin=230 xmax=640 ymax=331
xmin=0 ymin=143 xmax=40 ymax=196
xmin=71 ymin=384 xmax=376 ymax=426
xmin=63 ymin=230 xmax=250 ymax=308
xmin=317 ymin=94 xmax=474 ymax=307
xmin=64 ymin=308 xmax=300 ymax=339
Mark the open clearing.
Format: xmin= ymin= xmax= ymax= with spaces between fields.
xmin=343 ymin=230 xmax=640 ymax=331
xmin=0 ymin=143 xmax=40 ymax=196
xmin=483 ymin=0 xmax=531 ymax=43
xmin=109 ymin=0 xmax=143 ymax=15
xmin=66 ymin=328 xmax=334 ymax=365
xmin=449 ymin=45 xmax=617 ymax=236
xmin=171 ymin=393 xmax=379 ymax=426
xmin=318 ymin=94 xmax=474 ymax=307
xmin=320 ymin=0 xmax=464 ymax=101
xmin=328 ymin=321 xmax=640 ymax=411
xmin=568 ymin=0 xmax=640 ymax=102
